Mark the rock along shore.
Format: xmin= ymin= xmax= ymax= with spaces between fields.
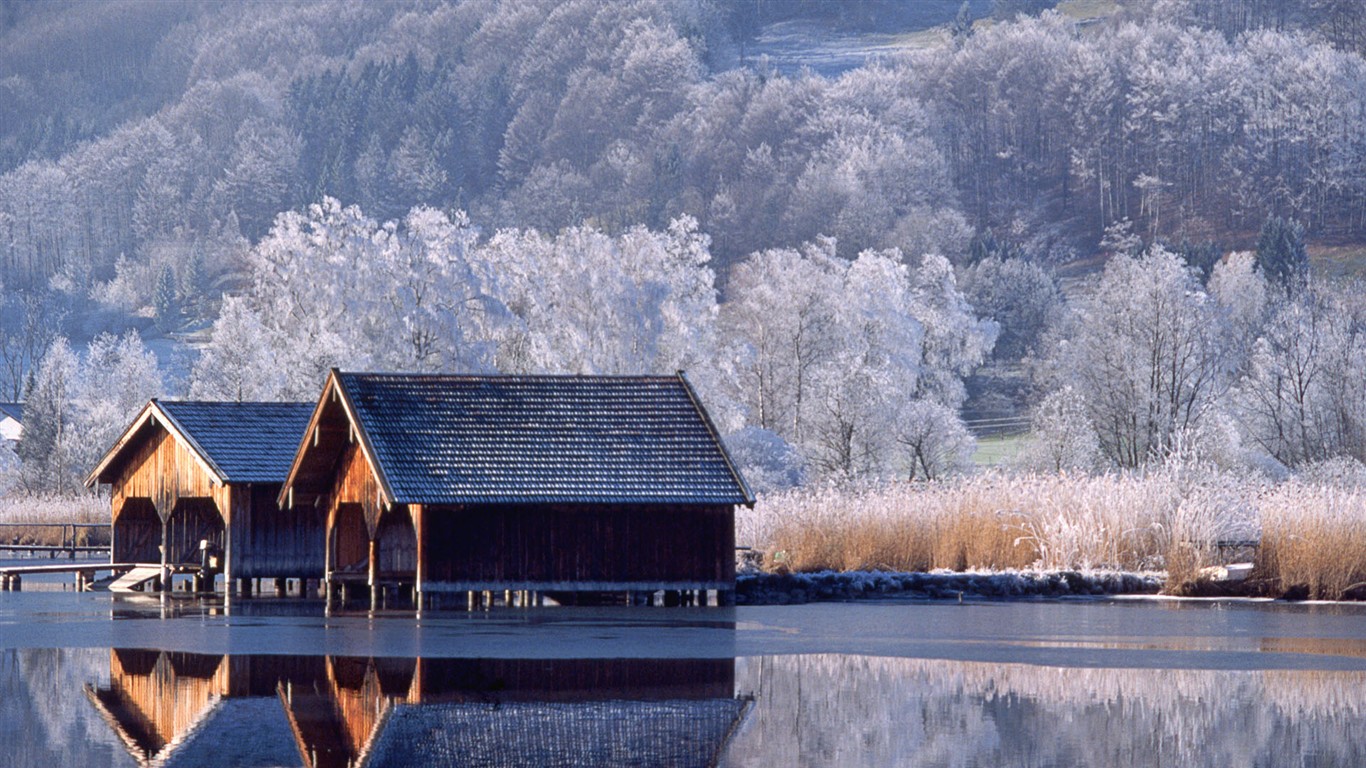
xmin=736 ymin=569 xmax=1164 ymax=605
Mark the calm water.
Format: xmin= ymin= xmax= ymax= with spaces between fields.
xmin=4 ymin=578 xmax=1366 ymax=766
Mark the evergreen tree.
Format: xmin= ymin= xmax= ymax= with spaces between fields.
xmin=1255 ymin=215 xmax=1309 ymax=290
xmin=153 ymin=266 xmax=179 ymax=328
xmin=17 ymin=338 xmax=79 ymax=493
xmin=178 ymin=247 xmax=204 ymax=320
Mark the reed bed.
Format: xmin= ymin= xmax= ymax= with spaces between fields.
xmin=1258 ymin=482 xmax=1366 ymax=600
xmin=0 ymin=493 xmax=109 ymax=547
xmin=738 ymin=469 xmax=1258 ymax=584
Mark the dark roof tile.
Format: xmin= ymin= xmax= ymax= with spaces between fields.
xmin=338 ymin=373 xmax=752 ymax=506
xmin=157 ymin=401 xmax=314 ymax=484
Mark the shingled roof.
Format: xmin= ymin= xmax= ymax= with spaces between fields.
xmin=155 ymin=401 xmax=316 ymax=483
xmin=87 ymin=400 xmax=314 ymax=487
xmin=291 ymin=371 xmax=753 ymax=507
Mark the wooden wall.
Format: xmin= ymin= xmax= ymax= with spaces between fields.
xmin=233 ymin=484 xmax=325 ymax=580
xmin=422 ymin=504 xmax=735 ymax=586
xmin=109 ymin=426 xmax=221 ymax=526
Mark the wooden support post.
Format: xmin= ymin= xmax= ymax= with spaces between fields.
xmin=160 ymin=515 xmax=170 ymax=593
xmin=9 ymin=575 xmax=19 ymax=591
xmin=411 ymin=504 xmax=425 ymax=608
xmin=275 ymin=578 xmax=286 ymax=597
xmin=368 ymin=538 xmax=378 ymax=611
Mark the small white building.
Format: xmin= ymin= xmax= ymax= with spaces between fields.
xmin=0 ymin=403 xmax=21 ymax=444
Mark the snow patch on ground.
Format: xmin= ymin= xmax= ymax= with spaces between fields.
xmin=737 ymin=568 xmax=1164 ymax=605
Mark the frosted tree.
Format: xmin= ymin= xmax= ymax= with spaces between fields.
xmin=908 ymin=252 xmax=998 ymax=409
xmin=482 ymin=215 xmax=719 ymax=381
xmin=1234 ymin=285 xmax=1366 ymax=467
xmin=1207 ymin=250 xmax=1269 ymax=373
xmin=189 ymin=297 xmax=287 ymax=402
xmin=17 ymin=338 xmax=81 ymax=494
xmin=368 ymin=205 xmax=500 ymax=373
xmin=719 ymin=240 xmax=844 ymax=443
xmin=722 ymin=427 xmax=806 ymax=497
xmin=1017 ymin=385 xmax=1102 ymax=474
xmin=73 ymin=331 xmax=163 ymax=477
xmin=895 ymin=399 xmax=977 ymax=481
xmin=961 ymin=255 xmax=1060 ymax=362
xmin=805 ymin=249 xmax=925 ymax=477
xmin=1043 ymin=246 xmax=1228 ymax=467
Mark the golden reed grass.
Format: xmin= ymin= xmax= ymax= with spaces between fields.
xmin=0 ymin=493 xmax=108 ymax=547
xmin=1258 ymin=482 xmax=1366 ymax=600
xmin=738 ymin=469 xmax=1259 ymax=586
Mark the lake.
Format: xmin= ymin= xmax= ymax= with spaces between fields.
xmin=3 ymin=574 xmax=1366 ymax=766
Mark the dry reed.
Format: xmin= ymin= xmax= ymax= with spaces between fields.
xmin=1259 ymin=482 xmax=1366 ymax=600
xmin=739 ymin=469 xmax=1258 ymax=582
xmin=0 ymin=493 xmax=109 ymax=547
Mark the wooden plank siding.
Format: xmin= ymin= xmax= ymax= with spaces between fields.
xmin=233 ymin=484 xmax=325 ymax=580
xmin=99 ymin=411 xmax=323 ymax=585
xmin=420 ymin=504 xmax=735 ymax=588
xmin=107 ymin=425 xmax=227 ymax=571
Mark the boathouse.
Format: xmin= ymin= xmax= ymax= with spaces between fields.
xmin=85 ymin=400 xmax=317 ymax=591
xmin=279 ymin=370 xmax=753 ymax=605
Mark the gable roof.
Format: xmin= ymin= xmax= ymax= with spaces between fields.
xmin=285 ymin=371 xmax=753 ymax=508
xmin=0 ymin=402 xmax=21 ymax=423
xmin=155 ymin=401 xmax=316 ymax=484
xmin=86 ymin=400 xmax=314 ymax=487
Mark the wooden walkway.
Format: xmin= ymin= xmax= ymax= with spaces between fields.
xmin=0 ymin=562 xmax=141 ymax=591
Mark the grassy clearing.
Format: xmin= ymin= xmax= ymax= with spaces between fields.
xmin=972 ymin=434 xmax=1027 ymax=467
xmin=1308 ymin=244 xmax=1366 ymax=281
xmin=738 ymin=469 xmax=1261 ymax=589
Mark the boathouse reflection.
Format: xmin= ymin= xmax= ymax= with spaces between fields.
xmin=85 ymin=649 xmax=747 ymax=767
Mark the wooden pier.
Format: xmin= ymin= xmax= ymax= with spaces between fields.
xmin=0 ymin=562 xmax=140 ymax=591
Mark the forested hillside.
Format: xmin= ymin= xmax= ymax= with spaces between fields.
xmin=4 ymin=0 xmax=1366 ymax=497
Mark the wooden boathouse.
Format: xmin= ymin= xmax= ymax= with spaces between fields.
xmin=85 ymin=400 xmax=318 ymax=592
xmin=279 ymin=370 xmax=754 ymax=607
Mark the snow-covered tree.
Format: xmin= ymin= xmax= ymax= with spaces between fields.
xmin=1043 ymin=246 xmax=1228 ymax=467
xmin=895 ymin=399 xmax=976 ymax=481
xmin=73 ymin=330 xmax=163 ymax=476
xmin=1017 ymin=385 xmax=1102 ymax=474
xmin=189 ymin=297 xmax=287 ymax=401
xmin=17 ymin=339 xmax=81 ymax=493
xmin=1234 ymin=285 xmax=1366 ymax=468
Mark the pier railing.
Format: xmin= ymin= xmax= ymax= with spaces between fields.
xmin=0 ymin=522 xmax=111 ymax=559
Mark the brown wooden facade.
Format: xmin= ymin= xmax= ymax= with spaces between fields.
xmin=86 ymin=400 xmax=322 ymax=590
xmin=281 ymin=372 xmax=747 ymax=604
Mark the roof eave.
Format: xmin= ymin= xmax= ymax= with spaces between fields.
xmin=85 ymin=400 xmax=228 ymax=489
xmin=676 ymin=371 xmax=756 ymax=508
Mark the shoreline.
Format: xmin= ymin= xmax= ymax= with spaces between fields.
xmin=736 ymin=568 xmax=1165 ymax=605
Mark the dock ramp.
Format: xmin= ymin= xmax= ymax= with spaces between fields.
xmin=108 ymin=566 xmax=162 ymax=593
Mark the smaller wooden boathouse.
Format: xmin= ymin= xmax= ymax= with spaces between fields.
xmin=85 ymin=400 xmax=317 ymax=592
xmin=279 ymin=370 xmax=753 ymax=606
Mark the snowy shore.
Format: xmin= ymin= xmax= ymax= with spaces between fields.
xmin=735 ymin=569 xmax=1164 ymax=605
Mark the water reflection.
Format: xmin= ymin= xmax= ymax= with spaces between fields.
xmin=83 ymin=649 xmax=744 ymax=767
xmin=724 ymin=655 xmax=1366 ymax=767
xmin=7 ymin=647 xmax=1366 ymax=767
